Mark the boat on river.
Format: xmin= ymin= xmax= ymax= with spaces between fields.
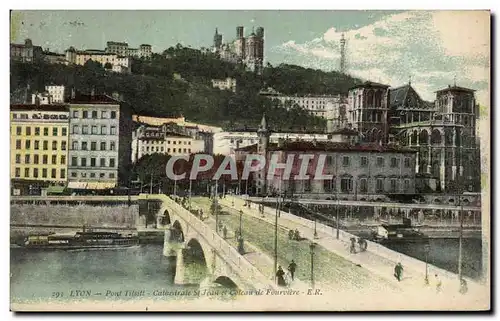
xmin=20 ymin=228 xmax=139 ymax=250
xmin=371 ymin=218 xmax=429 ymax=244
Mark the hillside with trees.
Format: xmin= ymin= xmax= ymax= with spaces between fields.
xmin=10 ymin=44 xmax=362 ymax=131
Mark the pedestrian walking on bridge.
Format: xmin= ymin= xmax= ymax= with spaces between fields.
xmin=394 ymin=262 xmax=403 ymax=282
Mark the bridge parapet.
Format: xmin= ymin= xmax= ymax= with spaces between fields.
xmin=139 ymin=194 xmax=276 ymax=291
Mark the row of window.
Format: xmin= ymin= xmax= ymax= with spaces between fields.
xmin=14 ymin=167 xmax=66 ymax=179
xmin=15 ymin=139 xmax=67 ymax=151
xmin=72 ymin=125 xmax=117 ymax=135
xmin=320 ymin=177 xmax=411 ymax=193
xmin=141 ymin=140 xmax=192 ymax=145
xmin=326 ymin=156 xmax=412 ymax=168
xmin=141 ymin=147 xmax=192 ymax=153
xmin=71 ymin=110 xmax=117 ymax=120
xmin=71 ymin=140 xmax=116 ymax=151
xmin=70 ymin=171 xmax=115 ymax=179
xmin=70 ymin=157 xmax=116 ymax=168
xmin=14 ymin=126 xmax=67 ymax=137
xmin=15 ymin=154 xmax=66 ymax=165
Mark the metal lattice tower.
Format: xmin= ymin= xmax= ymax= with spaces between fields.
xmin=340 ymin=33 xmax=346 ymax=74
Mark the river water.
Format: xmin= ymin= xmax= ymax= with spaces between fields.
xmin=10 ymin=239 xmax=482 ymax=304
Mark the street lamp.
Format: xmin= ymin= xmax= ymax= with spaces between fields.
xmin=424 ymin=243 xmax=430 ymax=285
xmin=310 ymin=242 xmax=317 ymax=289
xmin=314 ymin=218 xmax=318 ymax=239
xmin=239 ymin=209 xmax=243 ymax=238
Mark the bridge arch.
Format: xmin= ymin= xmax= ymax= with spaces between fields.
xmin=159 ymin=207 xmax=172 ymax=226
xmin=182 ymin=238 xmax=210 ymax=284
xmin=214 ymin=276 xmax=239 ymax=289
xmin=171 ymin=220 xmax=185 ymax=242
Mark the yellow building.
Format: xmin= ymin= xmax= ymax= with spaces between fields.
xmin=10 ymin=104 xmax=70 ymax=194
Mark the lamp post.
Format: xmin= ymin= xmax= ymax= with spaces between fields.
xmin=424 ymin=243 xmax=430 ymax=285
xmin=314 ymin=218 xmax=318 ymax=239
xmin=239 ymin=209 xmax=243 ymax=238
xmin=310 ymin=241 xmax=317 ymax=288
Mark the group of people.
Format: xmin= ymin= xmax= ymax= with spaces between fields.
xmin=288 ymin=229 xmax=301 ymax=241
xmin=276 ymin=260 xmax=298 ymax=287
xmin=349 ymin=237 xmax=368 ymax=254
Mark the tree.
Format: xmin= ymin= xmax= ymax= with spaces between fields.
xmin=104 ymin=62 xmax=112 ymax=70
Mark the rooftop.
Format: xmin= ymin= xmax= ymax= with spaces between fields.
xmin=268 ymin=141 xmax=417 ymax=153
xmin=350 ymin=81 xmax=390 ymax=90
xmin=435 ymin=85 xmax=476 ymax=94
xmin=68 ymin=94 xmax=120 ymax=105
xmin=10 ymin=104 xmax=69 ymax=112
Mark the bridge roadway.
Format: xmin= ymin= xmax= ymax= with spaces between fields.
xmin=11 ymin=195 xmax=139 ymax=203
xmin=140 ymin=194 xmax=278 ymax=292
xmin=246 ymin=196 xmax=481 ymax=211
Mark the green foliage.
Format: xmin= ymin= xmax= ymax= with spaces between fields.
xmin=10 ymin=44 xmax=362 ymax=131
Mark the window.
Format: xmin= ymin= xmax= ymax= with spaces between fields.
xmin=72 ymin=141 xmax=78 ymax=150
xmin=81 ymin=158 xmax=87 ymax=166
xmin=51 ymin=155 xmax=57 ymax=164
xmin=62 ymin=128 xmax=67 ymax=136
xmin=43 ymin=127 xmax=49 ymax=136
xmin=391 ymin=157 xmax=399 ymax=168
xmin=43 ymin=141 xmax=48 ymax=150
xmin=82 ymin=126 xmax=89 ymax=134
xmin=100 ymin=142 xmax=106 ymax=150
xmin=183 ymin=148 xmax=187 ymax=153
xmin=109 ymin=173 xmax=115 ymax=179
xmin=376 ymin=178 xmax=384 ymax=193
xmin=24 ymin=168 xmax=30 ymax=178
xmin=15 ymin=154 xmax=20 ymax=164
xmin=167 ymin=148 xmax=171 ymax=153
xmin=71 ymin=172 xmax=77 ymax=178
xmin=101 ymin=111 xmax=107 ymax=119
xmin=24 ymin=154 xmax=30 ymax=164
xmin=34 ymin=140 xmax=39 ymax=150
xmin=110 ymin=141 xmax=116 ymax=151
xmin=15 ymin=168 xmax=20 ymax=177
xmin=304 ymin=179 xmax=312 ymax=192
xmin=81 ymin=172 xmax=87 ymax=178
xmin=53 ymin=127 xmax=58 ymax=136
xmin=173 ymin=148 xmax=176 ymax=153
xmin=33 ymin=168 xmax=38 ymax=178
xmin=82 ymin=142 xmax=88 ymax=150
xmin=61 ymin=155 xmax=66 ymax=165
xmin=91 ymin=126 xmax=98 ymax=134
xmin=390 ymin=179 xmax=397 ymax=193
xmin=52 ymin=141 xmax=57 ymax=150
xmin=61 ymin=141 xmax=67 ymax=151
xmin=43 ymin=155 xmax=48 ymax=164
xmin=15 ymin=126 xmax=22 ymax=135
xmin=404 ymin=157 xmax=411 ymax=168
xmin=92 ymin=111 xmax=97 ymax=119
xmin=16 ymin=140 xmax=21 ymax=149
xmin=25 ymin=127 xmax=31 ymax=136
xmin=72 ymin=111 xmax=79 ymax=118
xmin=360 ymin=156 xmax=368 ymax=167
xmin=42 ymin=168 xmax=47 ymax=178
xmin=109 ymin=158 xmax=115 ymax=167
xmin=51 ymin=169 xmax=56 ymax=178
xmin=173 ymin=141 xmax=177 ymax=145
xmin=71 ymin=157 xmax=77 ymax=166
xmin=110 ymin=126 xmax=116 ymax=135
xmin=100 ymin=158 xmax=106 ymax=167
xmin=101 ymin=126 xmax=107 ymax=135
xmin=90 ymin=173 xmax=96 ymax=178
xmin=90 ymin=158 xmax=96 ymax=167
xmin=404 ymin=179 xmax=410 ymax=192
xmin=377 ymin=157 xmax=385 ymax=167
xmin=34 ymin=155 xmax=39 ymax=164
xmin=25 ymin=140 xmax=31 ymax=149
xmin=359 ymin=179 xmax=368 ymax=193
xmin=60 ymin=169 xmax=66 ymax=179
xmin=111 ymin=111 xmax=116 ymax=119
xmin=83 ymin=111 xmax=88 ymax=118
xmin=99 ymin=173 xmax=105 ymax=178
xmin=72 ymin=125 xmax=79 ymax=134
xmin=35 ymin=127 xmax=40 ymax=136
xmin=91 ymin=142 xmax=97 ymax=151
xmin=342 ymin=156 xmax=350 ymax=166
xmin=340 ymin=177 xmax=353 ymax=193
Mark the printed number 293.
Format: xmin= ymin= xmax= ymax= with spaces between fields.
xmin=52 ymin=292 xmax=64 ymax=298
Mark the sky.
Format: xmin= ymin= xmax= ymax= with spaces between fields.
xmin=10 ymin=10 xmax=490 ymax=106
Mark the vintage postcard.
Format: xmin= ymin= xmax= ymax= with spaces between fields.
xmin=9 ymin=10 xmax=490 ymax=311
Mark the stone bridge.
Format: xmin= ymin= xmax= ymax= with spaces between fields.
xmin=138 ymin=194 xmax=276 ymax=292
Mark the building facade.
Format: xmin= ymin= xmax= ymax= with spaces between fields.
xmin=211 ymin=78 xmax=237 ymax=92
xmin=131 ymin=123 xmax=205 ymax=162
xmin=65 ymin=47 xmax=132 ymax=73
xmin=46 ymin=85 xmax=67 ymax=103
xmin=67 ymin=94 xmax=133 ymax=190
xmin=389 ymin=83 xmax=481 ymax=192
xmin=212 ymin=26 xmax=264 ymax=72
xmin=106 ymin=41 xmax=152 ymax=59
xmin=10 ymin=39 xmax=43 ymax=63
xmin=10 ymin=104 xmax=70 ymax=194
xmin=260 ymin=88 xmax=345 ymax=118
